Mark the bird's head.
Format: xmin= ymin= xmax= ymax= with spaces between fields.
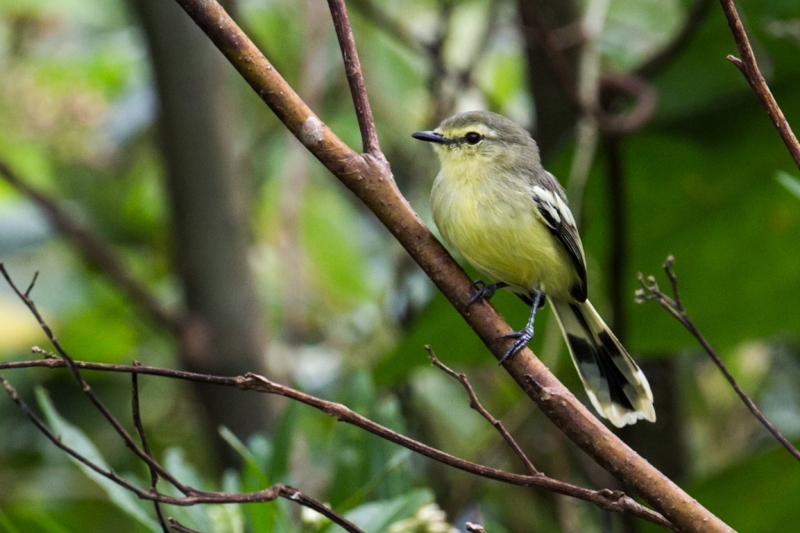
xmin=412 ymin=110 xmax=539 ymax=168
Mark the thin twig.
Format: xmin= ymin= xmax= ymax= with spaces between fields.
xmin=465 ymin=523 xmax=487 ymax=533
xmin=0 ymin=160 xmax=184 ymax=335
xmin=0 ymin=264 xmax=192 ymax=493
xmin=24 ymin=271 xmax=39 ymax=298
xmin=43 ymin=0 xmax=734 ymax=528
xmin=327 ymin=0 xmax=382 ymax=156
xmin=425 ymin=345 xmax=539 ymax=476
xmin=132 ymin=363 xmax=169 ymax=532
xmin=0 ymin=355 xmax=674 ymax=530
xmin=717 ymin=0 xmax=800 ymax=170
xmin=636 ymin=255 xmax=800 ymax=463
xmin=0 ymin=375 xmax=364 ymax=532
xmin=167 ymin=520 xmax=204 ymax=533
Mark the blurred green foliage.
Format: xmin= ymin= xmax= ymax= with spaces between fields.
xmin=0 ymin=0 xmax=799 ymax=532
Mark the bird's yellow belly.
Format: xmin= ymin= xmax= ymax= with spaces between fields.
xmin=432 ymin=175 xmax=576 ymax=300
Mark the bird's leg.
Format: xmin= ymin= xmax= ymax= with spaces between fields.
xmin=498 ymin=288 xmax=543 ymax=364
xmin=468 ymin=280 xmax=508 ymax=307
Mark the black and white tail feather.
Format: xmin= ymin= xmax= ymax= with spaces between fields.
xmin=550 ymin=298 xmax=655 ymax=427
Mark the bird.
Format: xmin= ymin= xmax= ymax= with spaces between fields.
xmin=412 ymin=110 xmax=655 ymax=427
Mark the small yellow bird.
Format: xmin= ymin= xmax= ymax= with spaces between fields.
xmin=413 ymin=110 xmax=655 ymax=427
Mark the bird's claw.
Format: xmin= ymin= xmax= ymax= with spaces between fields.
xmin=498 ymin=325 xmax=534 ymax=365
xmin=468 ymin=280 xmax=499 ymax=307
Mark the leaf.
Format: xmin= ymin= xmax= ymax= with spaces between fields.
xmin=776 ymin=171 xmax=800 ymax=200
xmin=640 ymin=441 xmax=800 ymax=533
xmin=219 ymin=426 xmax=270 ymax=487
xmin=34 ymin=387 xmax=160 ymax=533
xmin=344 ymin=489 xmax=434 ymax=533
xmin=160 ymin=448 xmax=211 ymax=531
xmin=0 ymin=508 xmax=23 ymax=533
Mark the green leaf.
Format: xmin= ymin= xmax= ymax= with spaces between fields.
xmin=641 ymin=442 xmax=800 ymax=533
xmin=0 ymin=508 xmax=23 ymax=533
xmin=776 ymin=171 xmax=800 ymax=200
xmin=219 ymin=426 xmax=270 ymax=487
xmin=344 ymin=489 xmax=434 ymax=533
xmin=160 ymin=448 xmax=210 ymax=531
xmin=34 ymin=387 xmax=160 ymax=533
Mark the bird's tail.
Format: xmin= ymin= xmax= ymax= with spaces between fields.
xmin=550 ymin=298 xmax=655 ymax=427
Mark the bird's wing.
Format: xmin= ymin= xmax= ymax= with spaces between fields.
xmin=531 ymin=177 xmax=587 ymax=302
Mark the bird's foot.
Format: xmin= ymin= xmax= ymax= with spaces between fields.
xmin=498 ymin=325 xmax=534 ymax=365
xmin=468 ymin=280 xmax=505 ymax=307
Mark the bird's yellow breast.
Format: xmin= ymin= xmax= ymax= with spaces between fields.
xmin=430 ymin=163 xmax=578 ymax=300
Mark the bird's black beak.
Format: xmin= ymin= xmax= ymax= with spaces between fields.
xmin=412 ymin=130 xmax=449 ymax=144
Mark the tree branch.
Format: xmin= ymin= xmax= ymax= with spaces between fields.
xmin=636 ymin=255 xmax=800 ymax=463
xmin=1 ymin=370 xmax=363 ymax=533
xmin=717 ymin=0 xmax=800 ymax=170
xmin=159 ymin=1 xmax=732 ymax=530
xmin=1 ymin=354 xmax=674 ymax=530
xmin=131 ymin=364 xmax=169 ymax=532
xmin=0 ymin=267 xmax=670 ymax=530
xmin=327 ymin=0 xmax=382 ymax=156
xmin=0 ymin=264 xmax=193 ymax=494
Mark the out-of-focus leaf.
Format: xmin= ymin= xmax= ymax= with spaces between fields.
xmin=344 ymin=489 xmax=434 ymax=533
xmin=603 ymin=0 xmax=683 ymax=71
xmin=776 ymin=171 xmax=800 ymax=200
xmin=34 ymin=387 xmax=160 ymax=533
xmin=206 ymin=500 xmax=244 ymax=533
xmin=219 ymin=426 xmax=270 ymax=487
xmin=301 ymin=181 xmax=372 ymax=305
xmin=641 ymin=442 xmax=800 ymax=533
xmin=0 ymin=508 xmax=23 ymax=533
xmin=647 ymin=0 xmax=800 ymax=120
xmin=58 ymin=304 xmax=137 ymax=364
xmin=160 ymin=448 xmax=210 ymax=531
xmin=266 ymin=400 xmax=297 ymax=483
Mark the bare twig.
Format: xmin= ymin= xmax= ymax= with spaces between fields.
xmin=636 ymin=255 xmax=800 ymax=462
xmin=327 ymin=0 xmax=382 ymax=156
xmin=0 ymin=160 xmax=184 ymax=335
xmin=0 ymin=375 xmax=365 ymax=533
xmin=0 ymin=264 xmax=191 ymax=493
xmin=132 ymin=363 xmax=168 ymax=532
xmin=0 ymin=355 xmax=673 ymax=530
xmin=717 ymin=0 xmax=800 ymax=170
xmin=425 ymin=345 xmax=539 ymax=476
xmin=465 ymin=523 xmax=487 ymax=533
xmin=23 ymin=0 xmax=733 ymax=529
xmin=167 ymin=520 xmax=204 ymax=533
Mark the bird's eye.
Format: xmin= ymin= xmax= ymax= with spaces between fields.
xmin=464 ymin=132 xmax=482 ymax=145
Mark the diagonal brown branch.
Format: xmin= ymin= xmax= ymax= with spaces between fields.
xmin=163 ymin=1 xmax=732 ymax=530
xmin=717 ymin=0 xmax=800 ymax=170
xmin=637 ymin=256 xmax=800 ymax=463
